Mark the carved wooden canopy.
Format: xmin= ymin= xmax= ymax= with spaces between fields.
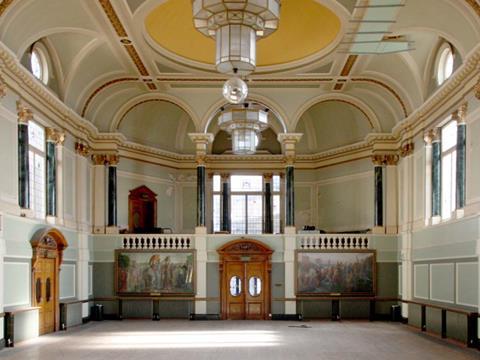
xmin=30 ymin=227 xmax=68 ymax=271
xmin=217 ymin=239 xmax=273 ymax=256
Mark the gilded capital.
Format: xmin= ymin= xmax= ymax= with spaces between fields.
xmin=400 ymin=142 xmax=414 ymax=157
xmin=372 ymin=154 xmax=399 ymax=166
xmin=107 ymin=154 xmax=120 ymax=166
xmin=277 ymin=133 xmax=302 ymax=166
xmin=91 ymin=154 xmax=107 ymax=166
xmin=263 ymin=173 xmax=273 ymax=180
xmin=371 ymin=155 xmax=384 ymax=166
xmin=16 ymin=100 xmax=33 ymax=124
xmin=189 ymin=133 xmax=214 ymax=166
xmin=220 ymin=173 xmax=230 ymax=180
xmin=75 ymin=141 xmax=90 ymax=157
xmin=46 ymin=128 xmax=65 ymax=145
xmin=385 ymin=154 xmax=399 ymax=166
xmin=457 ymin=102 xmax=468 ymax=124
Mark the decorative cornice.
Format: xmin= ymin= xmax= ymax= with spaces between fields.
xmin=0 ymin=73 xmax=6 ymax=99
xmin=81 ymin=77 xmax=138 ymax=117
xmin=16 ymin=100 xmax=33 ymax=124
xmin=475 ymin=75 xmax=480 ymax=100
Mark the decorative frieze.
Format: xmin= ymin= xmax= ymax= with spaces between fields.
xmin=475 ymin=75 xmax=480 ymax=100
xmin=0 ymin=73 xmax=6 ymax=99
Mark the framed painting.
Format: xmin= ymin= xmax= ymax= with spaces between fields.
xmin=115 ymin=249 xmax=195 ymax=296
xmin=295 ymin=250 xmax=376 ymax=296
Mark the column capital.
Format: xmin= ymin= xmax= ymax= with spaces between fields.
xmin=106 ymin=154 xmax=120 ymax=166
xmin=91 ymin=154 xmax=107 ymax=166
xmin=400 ymin=142 xmax=414 ymax=157
xmin=372 ymin=154 xmax=399 ymax=166
xmin=424 ymin=129 xmax=435 ymax=145
xmin=277 ymin=133 xmax=303 ymax=166
xmin=75 ymin=141 xmax=90 ymax=157
xmin=220 ymin=173 xmax=230 ymax=180
xmin=46 ymin=128 xmax=65 ymax=145
xmin=263 ymin=173 xmax=273 ymax=181
xmin=16 ymin=100 xmax=33 ymax=124
xmin=457 ymin=102 xmax=468 ymax=124
xmin=189 ymin=133 xmax=214 ymax=166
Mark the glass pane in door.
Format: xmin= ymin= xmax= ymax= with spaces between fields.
xmin=247 ymin=195 xmax=262 ymax=234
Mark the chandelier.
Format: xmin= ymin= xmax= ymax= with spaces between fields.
xmin=192 ymin=0 xmax=281 ymax=75
xmin=192 ymin=1 xmax=281 ymax=155
xmin=218 ymin=103 xmax=269 ymax=154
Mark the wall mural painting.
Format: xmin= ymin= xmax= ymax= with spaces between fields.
xmin=296 ymin=250 xmax=376 ymax=296
xmin=115 ymin=250 xmax=195 ymax=296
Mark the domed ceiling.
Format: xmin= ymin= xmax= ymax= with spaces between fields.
xmin=145 ymin=0 xmax=342 ymax=68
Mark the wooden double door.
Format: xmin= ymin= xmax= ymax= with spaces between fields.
xmin=219 ymin=240 xmax=272 ymax=320
xmin=33 ymin=257 xmax=56 ymax=335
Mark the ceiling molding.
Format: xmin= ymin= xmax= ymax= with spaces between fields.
xmin=351 ymin=77 xmax=409 ymax=118
xmin=81 ymin=77 xmax=139 ymax=117
xmin=0 ymin=0 xmax=15 ymax=18
xmin=465 ymin=0 xmax=480 ymax=18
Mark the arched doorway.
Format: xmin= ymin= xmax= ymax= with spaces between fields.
xmin=128 ymin=185 xmax=157 ymax=233
xmin=31 ymin=228 xmax=68 ymax=335
xmin=218 ymin=239 xmax=272 ymax=320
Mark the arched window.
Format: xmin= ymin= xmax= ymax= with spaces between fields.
xmin=30 ymin=45 xmax=49 ymax=85
xmin=436 ymin=45 xmax=454 ymax=85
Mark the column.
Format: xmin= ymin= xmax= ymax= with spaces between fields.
xmin=91 ymin=154 xmax=106 ymax=234
xmin=55 ymin=131 xmax=65 ymax=225
xmin=431 ymin=128 xmax=441 ymax=224
xmin=424 ymin=132 xmax=433 ymax=224
xmin=277 ymin=133 xmax=302 ymax=316
xmin=106 ymin=154 xmax=119 ymax=233
xmin=45 ymin=128 xmax=65 ymax=221
xmin=188 ymin=133 xmax=214 ymax=315
xmin=372 ymin=155 xmax=384 ymax=233
xmin=263 ymin=173 xmax=273 ymax=234
xmin=385 ymin=154 xmax=399 ymax=234
xmin=16 ymin=101 xmax=32 ymax=210
xmin=220 ymin=173 xmax=230 ymax=232
xmin=455 ymin=104 xmax=467 ymax=216
xmin=278 ymin=133 xmax=302 ymax=230
xmin=75 ymin=141 xmax=90 ymax=232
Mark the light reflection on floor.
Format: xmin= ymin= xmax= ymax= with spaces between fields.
xmin=88 ymin=330 xmax=280 ymax=349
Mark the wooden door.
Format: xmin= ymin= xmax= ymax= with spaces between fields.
xmin=245 ymin=262 xmax=265 ymax=320
xmin=219 ymin=240 xmax=272 ymax=320
xmin=34 ymin=257 xmax=56 ymax=335
xmin=225 ymin=262 xmax=246 ymax=320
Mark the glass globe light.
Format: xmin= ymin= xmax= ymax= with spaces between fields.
xmin=222 ymin=77 xmax=248 ymax=104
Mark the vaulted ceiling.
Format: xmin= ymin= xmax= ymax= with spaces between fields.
xmin=1 ymin=0 xmax=479 ymax=156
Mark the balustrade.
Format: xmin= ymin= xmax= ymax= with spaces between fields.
xmin=297 ymin=234 xmax=369 ymax=249
xmin=122 ymin=235 xmax=193 ymax=249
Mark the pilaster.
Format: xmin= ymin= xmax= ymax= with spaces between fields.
xmin=75 ymin=141 xmax=90 ymax=232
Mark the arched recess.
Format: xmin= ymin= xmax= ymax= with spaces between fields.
xmin=295 ymin=98 xmax=376 ymax=154
xmin=114 ymin=97 xmax=198 ymax=154
xmin=110 ymin=93 xmax=201 ymax=132
xmin=30 ymin=227 xmax=68 ymax=335
xmin=292 ymin=93 xmax=382 ymax=132
xmin=218 ymin=239 xmax=273 ymax=320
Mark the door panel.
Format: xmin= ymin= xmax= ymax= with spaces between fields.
xmin=245 ymin=262 xmax=265 ymax=319
xmin=225 ymin=262 xmax=245 ymax=320
xmin=35 ymin=258 xmax=56 ymax=335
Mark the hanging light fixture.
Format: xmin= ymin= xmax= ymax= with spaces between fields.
xmin=192 ymin=0 xmax=281 ymax=75
xmin=218 ymin=103 xmax=269 ymax=155
xmin=192 ymin=1 xmax=280 ymax=154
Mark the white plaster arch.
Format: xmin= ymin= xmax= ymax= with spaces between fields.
xmin=110 ymin=93 xmax=201 ymax=132
xmin=291 ymin=93 xmax=382 ymax=133
xmin=201 ymin=92 xmax=289 ymax=133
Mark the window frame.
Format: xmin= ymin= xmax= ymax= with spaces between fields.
xmin=440 ymin=119 xmax=457 ymax=220
xmin=28 ymin=120 xmax=46 ymax=219
xmin=30 ymin=43 xmax=49 ymax=85
xmin=435 ymin=43 xmax=454 ymax=86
